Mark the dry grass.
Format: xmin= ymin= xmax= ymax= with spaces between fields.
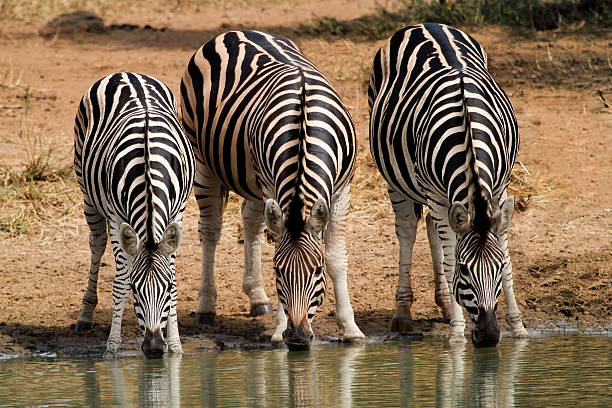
xmin=0 ymin=173 xmax=80 ymax=238
xmin=0 ymin=65 xmax=24 ymax=90
xmin=0 ymin=85 xmax=75 ymax=238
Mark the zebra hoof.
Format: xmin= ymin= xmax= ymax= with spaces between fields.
xmin=74 ymin=321 xmax=92 ymax=333
xmin=391 ymin=316 xmax=414 ymax=334
xmin=195 ymin=313 xmax=215 ymax=325
xmin=250 ymin=304 xmax=273 ymax=317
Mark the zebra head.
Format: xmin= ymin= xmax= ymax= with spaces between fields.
xmin=449 ymin=196 xmax=515 ymax=347
xmin=118 ymin=222 xmax=182 ymax=358
xmin=264 ymin=197 xmax=328 ymax=351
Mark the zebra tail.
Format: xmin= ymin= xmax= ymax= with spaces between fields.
xmin=286 ymin=68 xmax=308 ymax=238
xmin=459 ymin=76 xmax=492 ymax=232
xmin=143 ymin=110 xmax=156 ymax=250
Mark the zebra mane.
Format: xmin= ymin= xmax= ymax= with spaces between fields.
xmin=460 ymin=75 xmax=492 ymax=240
xmin=143 ymin=110 xmax=157 ymax=251
xmin=285 ymin=68 xmax=308 ymax=240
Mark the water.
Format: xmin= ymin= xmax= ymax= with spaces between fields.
xmin=0 ymin=334 xmax=610 ymax=407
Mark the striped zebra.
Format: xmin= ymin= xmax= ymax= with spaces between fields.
xmin=74 ymin=72 xmax=195 ymax=357
xmin=369 ymin=24 xmax=528 ymax=346
xmin=180 ymin=30 xmax=364 ymax=350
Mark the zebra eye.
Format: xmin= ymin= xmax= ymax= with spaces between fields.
xmin=458 ymin=263 xmax=469 ymax=276
xmin=274 ymin=267 xmax=281 ymax=278
xmin=314 ymin=266 xmax=324 ymax=276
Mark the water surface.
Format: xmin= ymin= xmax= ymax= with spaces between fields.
xmin=0 ymin=334 xmax=610 ymax=407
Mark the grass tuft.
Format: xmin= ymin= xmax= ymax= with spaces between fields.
xmin=0 ymin=85 xmax=76 ymax=238
xmin=16 ymin=86 xmax=72 ymax=183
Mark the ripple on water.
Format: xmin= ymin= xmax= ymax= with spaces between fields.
xmin=0 ymin=333 xmax=609 ymax=406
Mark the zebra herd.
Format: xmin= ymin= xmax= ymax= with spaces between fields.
xmin=73 ymin=23 xmax=528 ymax=358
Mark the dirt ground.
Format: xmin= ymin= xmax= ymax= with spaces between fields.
xmin=0 ymin=0 xmax=610 ymax=356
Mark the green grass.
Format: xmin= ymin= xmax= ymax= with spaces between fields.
xmin=297 ymin=0 xmax=612 ymax=40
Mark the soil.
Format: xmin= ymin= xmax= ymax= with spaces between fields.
xmin=0 ymin=0 xmax=610 ymax=356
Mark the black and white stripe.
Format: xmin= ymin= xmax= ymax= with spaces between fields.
xmin=369 ymin=24 xmax=527 ymax=346
xmin=74 ymin=72 xmax=195 ymax=357
xmin=180 ymin=30 xmax=364 ymax=349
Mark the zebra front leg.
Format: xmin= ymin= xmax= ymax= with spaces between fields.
xmin=324 ymin=185 xmax=364 ymax=342
xmin=241 ymin=199 xmax=272 ymax=316
xmin=389 ymin=190 xmax=419 ymax=333
xmin=426 ymin=213 xmax=452 ymax=322
xmin=166 ymin=261 xmax=182 ymax=354
xmin=105 ymin=225 xmax=132 ymax=357
xmin=76 ymin=201 xmax=107 ymax=332
xmin=194 ymin=164 xmax=227 ymax=325
xmin=429 ymin=207 xmax=466 ymax=344
xmin=271 ymin=300 xmax=287 ymax=344
xmin=499 ymin=233 xmax=528 ymax=337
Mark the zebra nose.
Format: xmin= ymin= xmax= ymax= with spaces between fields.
xmin=283 ymin=324 xmax=313 ymax=351
xmin=472 ymin=308 xmax=500 ymax=348
xmin=141 ymin=327 xmax=167 ymax=358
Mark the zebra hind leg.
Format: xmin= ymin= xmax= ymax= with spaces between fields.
xmin=75 ymin=201 xmax=107 ymax=333
xmin=194 ymin=164 xmax=227 ymax=325
xmin=389 ymin=191 xmax=419 ymax=333
xmin=241 ymin=199 xmax=272 ymax=316
xmin=324 ymin=185 xmax=364 ymax=342
xmin=426 ymin=213 xmax=452 ymax=322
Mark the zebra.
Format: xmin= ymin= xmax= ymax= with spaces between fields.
xmin=74 ymin=72 xmax=195 ymax=357
xmin=180 ymin=30 xmax=364 ymax=350
xmin=368 ymin=23 xmax=528 ymax=346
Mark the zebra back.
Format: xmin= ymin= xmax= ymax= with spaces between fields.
xmin=75 ymin=72 xmax=195 ymax=246
xmin=180 ymin=30 xmax=356 ymax=220
xmin=369 ymin=23 xmax=519 ymax=214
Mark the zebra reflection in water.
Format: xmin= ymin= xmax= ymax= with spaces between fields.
xmin=106 ymin=355 xmax=181 ymax=407
xmin=436 ymin=339 xmax=528 ymax=407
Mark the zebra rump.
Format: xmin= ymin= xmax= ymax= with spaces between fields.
xmin=74 ymin=72 xmax=195 ymax=357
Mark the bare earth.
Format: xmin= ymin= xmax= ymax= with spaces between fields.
xmin=0 ymin=1 xmax=610 ymax=356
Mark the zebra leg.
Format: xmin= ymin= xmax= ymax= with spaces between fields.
xmin=324 ymin=185 xmax=364 ymax=342
xmin=429 ymin=206 xmax=467 ymax=344
xmin=426 ymin=213 xmax=452 ymax=322
xmin=104 ymin=222 xmax=133 ymax=357
xmin=166 ymin=254 xmax=183 ymax=353
xmin=271 ymin=300 xmax=287 ymax=344
xmin=499 ymin=233 xmax=528 ymax=337
xmin=389 ymin=190 xmax=419 ymax=333
xmin=75 ymin=200 xmax=107 ymax=333
xmin=241 ymin=199 xmax=272 ymax=316
xmin=194 ymin=163 xmax=228 ymax=325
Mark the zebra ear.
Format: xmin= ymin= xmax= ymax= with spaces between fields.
xmin=119 ymin=223 xmax=139 ymax=257
xmin=159 ymin=222 xmax=182 ymax=256
xmin=264 ymin=199 xmax=285 ymax=237
xmin=449 ymin=202 xmax=471 ymax=234
xmin=496 ymin=196 xmax=515 ymax=234
xmin=306 ymin=198 xmax=329 ymax=236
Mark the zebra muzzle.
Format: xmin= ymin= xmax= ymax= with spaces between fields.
xmin=472 ymin=308 xmax=500 ymax=348
xmin=141 ymin=327 xmax=167 ymax=358
xmin=283 ymin=323 xmax=314 ymax=351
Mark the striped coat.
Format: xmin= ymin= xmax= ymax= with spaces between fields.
xmin=74 ymin=72 xmax=195 ymax=357
xmin=181 ymin=30 xmax=364 ymax=348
